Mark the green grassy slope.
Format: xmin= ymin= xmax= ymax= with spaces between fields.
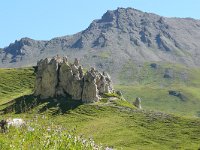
xmin=117 ymin=85 xmax=200 ymax=117
xmin=117 ymin=61 xmax=200 ymax=117
xmin=1 ymin=64 xmax=200 ymax=117
xmin=0 ymin=67 xmax=200 ymax=149
xmin=119 ymin=61 xmax=200 ymax=86
xmin=0 ymin=68 xmax=35 ymax=105
xmin=0 ymin=96 xmax=200 ymax=150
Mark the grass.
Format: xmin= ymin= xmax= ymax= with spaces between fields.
xmin=0 ymin=117 xmax=100 ymax=150
xmin=1 ymin=63 xmax=200 ymax=118
xmin=99 ymin=51 xmax=111 ymax=59
xmin=0 ymin=66 xmax=200 ymax=149
xmin=0 ymin=99 xmax=200 ymax=150
xmin=119 ymin=61 xmax=200 ymax=86
xmin=117 ymin=61 xmax=200 ymax=117
xmin=0 ymin=68 xmax=35 ymax=105
xmin=115 ymin=84 xmax=200 ymax=117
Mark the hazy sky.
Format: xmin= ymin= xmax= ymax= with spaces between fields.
xmin=0 ymin=0 xmax=199 ymax=48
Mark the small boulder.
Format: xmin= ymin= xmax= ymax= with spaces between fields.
xmin=116 ymin=91 xmax=123 ymax=96
xmin=150 ymin=63 xmax=158 ymax=69
xmin=168 ymin=90 xmax=186 ymax=101
xmin=164 ymin=68 xmax=173 ymax=78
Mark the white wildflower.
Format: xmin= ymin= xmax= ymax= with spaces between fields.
xmin=47 ymin=127 xmax=51 ymax=131
xmin=82 ymin=139 xmax=86 ymax=144
xmin=28 ymin=126 xmax=35 ymax=132
xmin=105 ymin=147 xmax=114 ymax=150
xmin=68 ymin=134 xmax=72 ymax=138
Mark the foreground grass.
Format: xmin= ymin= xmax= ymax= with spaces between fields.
xmin=1 ymin=99 xmax=200 ymax=150
xmin=0 ymin=119 xmax=99 ymax=150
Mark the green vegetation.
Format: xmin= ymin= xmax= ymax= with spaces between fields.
xmin=112 ymin=99 xmax=136 ymax=109
xmin=101 ymin=92 xmax=136 ymax=109
xmin=0 ymin=68 xmax=35 ymax=105
xmin=103 ymin=92 xmax=122 ymax=99
xmin=115 ymin=85 xmax=200 ymax=117
xmin=0 ymin=65 xmax=200 ymax=149
xmin=0 ymin=97 xmax=200 ymax=150
xmin=119 ymin=61 xmax=200 ymax=86
xmin=0 ymin=116 xmax=99 ymax=150
xmin=99 ymin=51 xmax=111 ymax=59
xmin=118 ymin=61 xmax=200 ymax=117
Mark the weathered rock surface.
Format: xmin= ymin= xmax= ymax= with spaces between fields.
xmin=34 ymin=56 xmax=114 ymax=103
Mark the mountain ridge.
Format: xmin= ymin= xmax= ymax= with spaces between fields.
xmin=1 ymin=7 xmax=200 ymax=74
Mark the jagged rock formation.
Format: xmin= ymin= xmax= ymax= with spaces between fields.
xmin=34 ymin=56 xmax=113 ymax=103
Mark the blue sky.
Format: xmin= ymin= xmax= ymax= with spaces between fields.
xmin=0 ymin=0 xmax=199 ymax=48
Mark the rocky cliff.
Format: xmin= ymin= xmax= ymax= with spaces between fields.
xmin=34 ymin=56 xmax=113 ymax=103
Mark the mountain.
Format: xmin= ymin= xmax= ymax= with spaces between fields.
xmin=1 ymin=7 xmax=200 ymax=79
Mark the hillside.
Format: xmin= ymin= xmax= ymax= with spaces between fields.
xmin=1 ymin=91 xmax=200 ymax=149
xmin=1 ymin=94 xmax=200 ymax=149
xmin=0 ymin=68 xmax=34 ymax=105
xmin=0 ymin=67 xmax=200 ymax=149
xmin=1 ymin=64 xmax=200 ymax=118
xmin=116 ymin=62 xmax=200 ymax=117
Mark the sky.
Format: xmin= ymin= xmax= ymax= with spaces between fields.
xmin=0 ymin=0 xmax=199 ymax=48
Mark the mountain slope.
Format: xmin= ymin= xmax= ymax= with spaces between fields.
xmin=1 ymin=7 xmax=200 ymax=73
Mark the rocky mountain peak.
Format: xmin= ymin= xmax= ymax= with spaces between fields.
xmin=4 ymin=38 xmax=38 ymax=54
xmin=1 ymin=7 xmax=200 ymax=70
xmin=101 ymin=10 xmax=116 ymax=23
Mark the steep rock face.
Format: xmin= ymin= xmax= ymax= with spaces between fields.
xmin=34 ymin=56 xmax=114 ymax=103
xmin=82 ymin=70 xmax=99 ymax=103
xmin=59 ymin=59 xmax=83 ymax=100
xmin=34 ymin=57 xmax=60 ymax=98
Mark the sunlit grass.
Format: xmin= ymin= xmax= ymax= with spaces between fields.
xmin=1 ymin=104 xmax=200 ymax=150
xmin=0 ymin=65 xmax=200 ymax=149
xmin=0 ymin=68 xmax=34 ymax=105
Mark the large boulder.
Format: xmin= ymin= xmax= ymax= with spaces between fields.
xmin=82 ymin=70 xmax=99 ymax=103
xmin=34 ymin=56 xmax=114 ymax=103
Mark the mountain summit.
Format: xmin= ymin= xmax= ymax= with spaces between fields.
xmin=1 ymin=7 xmax=200 ymax=71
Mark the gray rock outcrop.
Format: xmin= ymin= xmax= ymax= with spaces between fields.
xmin=34 ymin=56 xmax=114 ymax=103
xmin=133 ymin=97 xmax=142 ymax=109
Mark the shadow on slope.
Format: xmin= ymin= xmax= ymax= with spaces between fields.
xmin=0 ymin=94 xmax=82 ymax=115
